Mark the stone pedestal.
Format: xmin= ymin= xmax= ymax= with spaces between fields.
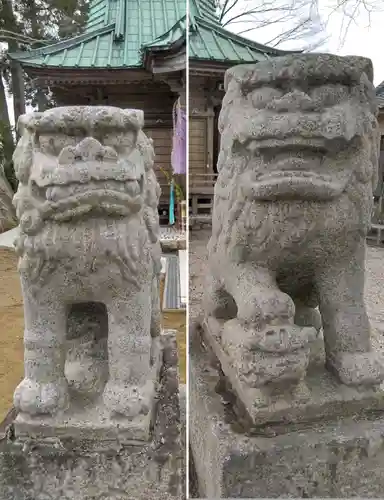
xmin=14 ymin=337 xmax=163 ymax=444
xmin=0 ymin=331 xmax=185 ymax=500
xmin=190 ymin=324 xmax=384 ymax=498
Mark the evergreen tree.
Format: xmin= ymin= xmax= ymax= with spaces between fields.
xmin=0 ymin=0 xmax=89 ymax=190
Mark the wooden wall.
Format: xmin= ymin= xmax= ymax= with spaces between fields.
xmin=53 ymin=82 xmax=177 ymax=202
xmin=188 ymin=75 xmax=224 ymax=188
xmin=378 ymin=110 xmax=384 ymax=135
xmin=189 ymin=117 xmax=207 ymax=178
xmin=54 ymin=82 xmax=176 ymax=123
xmin=146 ymin=127 xmax=172 ymax=199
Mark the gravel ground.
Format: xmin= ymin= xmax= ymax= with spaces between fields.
xmin=189 ymin=228 xmax=384 ymax=351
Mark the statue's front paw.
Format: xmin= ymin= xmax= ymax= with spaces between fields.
xmin=222 ymin=319 xmax=316 ymax=354
xmin=253 ymin=324 xmax=317 ymax=353
xmin=329 ymin=352 xmax=384 ymax=386
xmin=14 ymin=378 xmax=69 ymax=416
xmin=221 ymin=319 xmax=312 ymax=387
xmin=103 ymin=381 xmax=154 ymax=419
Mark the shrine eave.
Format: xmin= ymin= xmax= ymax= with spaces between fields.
xmin=143 ymin=16 xmax=187 ymax=51
xmin=8 ymin=17 xmax=186 ymax=72
xmin=188 ymin=17 xmax=299 ymax=66
xmin=20 ymin=67 xmax=154 ymax=87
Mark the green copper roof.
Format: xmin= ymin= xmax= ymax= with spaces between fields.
xmin=9 ymin=0 xmax=186 ymax=69
xmin=10 ymin=0 xmax=294 ymax=70
xmin=189 ymin=0 xmax=219 ymax=25
xmin=189 ymin=18 xmax=291 ymax=63
xmin=143 ymin=16 xmax=187 ymax=50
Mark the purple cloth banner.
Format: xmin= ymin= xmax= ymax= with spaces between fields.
xmin=171 ymin=99 xmax=186 ymax=175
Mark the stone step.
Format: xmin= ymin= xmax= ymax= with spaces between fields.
xmin=0 ymin=226 xmax=18 ymax=250
xmin=178 ymin=250 xmax=187 ymax=308
xmin=162 ymin=254 xmax=186 ymax=311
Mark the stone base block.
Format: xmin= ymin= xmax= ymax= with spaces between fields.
xmin=14 ymin=337 xmax=163 ymax=444
xmin=203 ymin=316 xmax=384 ymax=430
xmin=14 ymin=398 xmax=153 ymax=445
xmin=190 ymin=328 xmax=384 ymax=498
xmin=160 ymin=235 xmax=186 ymax=252
xmin=0 ymin=331 xmax=184 ymax=500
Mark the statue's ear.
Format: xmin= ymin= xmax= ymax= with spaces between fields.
xmin=17 ymin=111 xmax=43 ymax=136
xmin=344 ymin=55 xmax=374 ymax=84
xmin=123 ymin=109 xmax=144 ymax=130
xmin=16 ymin=114 xmax=30 ymax=136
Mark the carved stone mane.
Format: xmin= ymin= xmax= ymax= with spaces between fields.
xmin=12 ymin=106 xmax=162 ymax=424
xmin=205 ymin=54 xmax=384 ymax=394
xmin=12 ymin=107 xmax=161 ymax=286
xmin=209 ymin=54 xmax=380 ymax=255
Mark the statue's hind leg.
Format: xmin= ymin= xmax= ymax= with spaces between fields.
xmin=64 ymin=302 xmax=109 ymax=396
xmin=151 ymin=275 xmax=161 ymax=339
xmin=204 ymin=273 xmax=237 ymax=320
xmin=294 ymin=303 xmax=322 ymax=333
xmin=292 ymin=286 xmax=322 ymax=335
xmin=150 ymin=275 xmax=162 ymax=366
xmin=14 ymin=278 xmax=69 ymax=415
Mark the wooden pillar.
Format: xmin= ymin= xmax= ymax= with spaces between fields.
xmin=31 ymin=77 xmax=48 ymax=112
xmin=206 ymin=107 xmax=214 ymax=173
xmin=11 ymin=61 xmax=26 ymax=137
xmin=36 ymin=88 xmax=48 ymax=112
xmin=165 ymin=75 xmax=186 ymax=109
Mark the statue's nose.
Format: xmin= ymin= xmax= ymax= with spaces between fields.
xmin=267 ymin=89 xmax=314 ymax=112
xmin=73 ymin=137 xmax=109 ymax=161
xmin=58 ymin=137 xmax=118 ymax=164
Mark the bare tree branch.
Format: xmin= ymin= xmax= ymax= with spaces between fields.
xmin=216 ymin=0 xmax=326 ymax=50
xmin=0 ymin=29 xmax=51 ymax=45
xmin=216 ymin=0 xmax=384 ymax=51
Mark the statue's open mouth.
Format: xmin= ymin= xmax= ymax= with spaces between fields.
xmin=247 ymin=173 xmax=348 ymax=201
xmin=242 ymin=136 xmax=352 ymax=201
xmin=247 ymin=136 xmax=330 ymax=153
xmin=44 ymin=179 xmax=142 ymax=203
xmin=30 ymin=177 xmax=144 ymax=221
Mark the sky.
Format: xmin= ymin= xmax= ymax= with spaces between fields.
xmin=323 ymin=9 xmax=384 ymax=86
xmin=224 ymin=0 xmax=384 ymax=86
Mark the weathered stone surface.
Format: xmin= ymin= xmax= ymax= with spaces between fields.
xmin=202 ymin=316 xmax=384 ymax=429
xmin=160 ymin=238 xmax=186 ymax=252
xmin=205 ymin=53 xmax=384 ymax=392
xmin=191 ymin=53 xmax=384 ymax=497
xmin=11 ymin=106 xmax=163 ymax=435
xmin=0 ymin=330 xmax=184 ymax=500
xmin=13 ymin=336 xmax=162 ymax=443
xmin=190 ymin=328 xmax=384 ymax=498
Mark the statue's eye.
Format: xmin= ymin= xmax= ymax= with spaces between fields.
xmin=310 ymin=84 xmax=350 ymax=107
xmin=37 ymin=135 xmax=57 ymax=155
xmin=249 ymin=87 xmax=284 ymax=108
xmin=37 ymin=134 xmax=77 ymax=155
xmin=103 ymin=131 xmax=136 ymax=152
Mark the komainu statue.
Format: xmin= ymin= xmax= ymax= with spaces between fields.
xmin=206 ymin=54 xmax=384 ymax=389
xmin=12 ymin=106 xmax=162 ymax=419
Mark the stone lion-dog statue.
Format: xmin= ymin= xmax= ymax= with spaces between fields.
xmin=12 ymin=106 xmax=162 ymax=419
xmin=206 ymin=54 xmax=384 ymax=389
